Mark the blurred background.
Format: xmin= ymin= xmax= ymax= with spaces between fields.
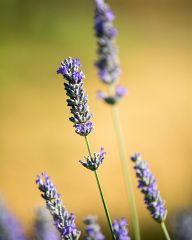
xmin=0 ymin=0 xmax=191 ymax=238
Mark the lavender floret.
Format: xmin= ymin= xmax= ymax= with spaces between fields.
xmin=131 ymin=153 xmax=167 ymax=223
xmin=57 ymin=57 xmax=93 ymax=136
xmin=79 ymin=148 xmax=106 ymax=171
xmin=97 ymin=85 xmax=127 ymax=105
xmin=84 ymin=216 xmax=105 ymax=240
xmin=112 ymin=218 xmax=131 ymax=240
xmin=95 ymin=0 xmax=120 ymax=85
xmin=0 ymin=198 xmax=26 ymax=240
xmin=36 ymin=172 xmax=81 ymax=240
xmin=34 ymin=207 xmax=59 ymax=240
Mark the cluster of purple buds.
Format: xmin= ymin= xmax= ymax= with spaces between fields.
xmin=0 ymin=198 xmax=26 ymax=240
xmin=131 ymin=153 xmax=167 ymax=223
xmin=57 ymin=57 xmax=93 ymax=136
xmin=97 ymin=85 xmax=127 ymax=105
xmin=36 ymin=172 xmax=81 ymax=240
xmin=34 ymin=207 xmax=59 ymax=240
xmin=79 ymin=148 xmax=106 ymax=171
xmin=83 ymin=216 xmax=105 ymax=240
xmin=95 ymin=0 xmax=121 ymax=85
xmin=112 ymin=218 xmax=131 ymax=240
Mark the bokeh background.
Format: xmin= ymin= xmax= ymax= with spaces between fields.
xmin=0 ymin=0 xmax=191 ymax=238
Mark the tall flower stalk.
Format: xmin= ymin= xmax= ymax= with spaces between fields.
xmin=57 ymin=57 xmax=115 ymax=239
xmin=131 ymin=153 xmax=171 ymax=240
xmin=94 ymin=0 xmax=140 ymax=239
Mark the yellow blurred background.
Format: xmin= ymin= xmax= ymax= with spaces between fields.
xmin=0 ymin=0 xmax=191 ymax=238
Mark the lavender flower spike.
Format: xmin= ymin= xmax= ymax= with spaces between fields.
xmin=95 ymin=0 xmax=120 ymax=85
xmin=131 ymin=153 xmax=167 ymax=223
xmin=57 ymin=57 xmax=93 ymax=136
xmin=36 ymin=172 xmax=81 ymax=240
xmin=79 ymin=147 xmax=106 ymax=171
xmin=84 ymin=216 xmax=105 ymax=240
xmin=112 ymin=218 xmax=131 ymax=240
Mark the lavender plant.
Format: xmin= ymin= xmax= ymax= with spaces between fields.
xmin=94 ymin=0 xmax=120 ymax=86
xmin=83 ymin=216 xmax=105 ymax=240
xmin=33 ymin=207 xmax=59 ymax=240
xmin=57 ymin=57 xmax=115 ymax=239
xmin=112 ymin=218 xmax=131 ymax=240
xmin=36 ymin=172 xmax=81 ymax=240
xmin=131 ymin=153 xmax=170 ymax=240
xmin=94 ymin=0 xmax=140 ymax=239
xmin=0 ymin=198 xmax=26 ymax=240
xmin=57 ymin=58 xmax=93 ymax=136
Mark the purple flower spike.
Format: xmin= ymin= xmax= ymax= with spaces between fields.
xmin=84 ymin=215 xmax=105 ymax=240
xmin=36 ymin=173 xmax=81 ymax=240
xmin=131 ymin=153 xmax=167 ymax=223
xmin=79 ymin=148 xmax=106 ymax=171
xmin=112 ymin=218 xmax=131 ymax=240
xmin=95 ymin=0 xmax=121 ymax=85
xmin=57 ymin=57 xmax=93 ymax=137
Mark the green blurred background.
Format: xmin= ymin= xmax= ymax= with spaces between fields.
xmin=0 ymin=0 xmax=191 ymax=238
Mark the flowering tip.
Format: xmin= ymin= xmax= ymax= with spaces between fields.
xmin=57 ymin=57 xmax=94 ymax=137
xmin=131 ymin=154 xmax=167 ymax=223
xmin=79 ymin=147 xmax=106 ymax=171
xmin=36 ymin=172 xmax=81 ymax=239
xmin=95 ymin=0 xmax=120 ymax=84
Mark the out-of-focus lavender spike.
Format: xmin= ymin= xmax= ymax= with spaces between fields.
xmin=83 ymin=216 xmax=105 ymax=240
xmin=95 ymin=0 xmax=120 ymax=85
xmin=94 ymin=0 xmax=127 ymax=105
xmin=171 ymin=208 xmax=192 ymax=240
xmin=112 ymin=218 xmax=131 ymax=240
xmin=57 ymin=57 xmax=93 ymax=136
xmin=0 ymin=197 xmax=26 ymax=240
xmin=36 ymin=173 xmax=81 ymax=240
xmin=34 ymin=207 xmax=59 ymax=240
xmin=131 ymin=153 xmax=167 ymax=223
xmin=79 ymin=148 xmax=106 ymax=171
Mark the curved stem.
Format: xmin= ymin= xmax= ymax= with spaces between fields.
xmin=161 ymin=222 xmax=171 ymax=240
xmin=84 ymin=136 xmax=116 ymax=240
xmin=109 ymin=83 xmax=141 ymax=240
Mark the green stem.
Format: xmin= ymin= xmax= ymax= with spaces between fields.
xmin=109 ymin=83 xmax=141 ymax=240
xmin=161 ymin=222 xmax=171 ymax=240
xmin=84 ymin=136 xmax=115 ymax=240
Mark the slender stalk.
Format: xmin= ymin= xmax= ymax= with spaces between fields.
xmin=109 ymin=85 xmax=141 ymax=240
xmin=84 ymin=136 xmax=115 ymax=240
xmin=161 ymin=222 xmax=171 ymax=240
